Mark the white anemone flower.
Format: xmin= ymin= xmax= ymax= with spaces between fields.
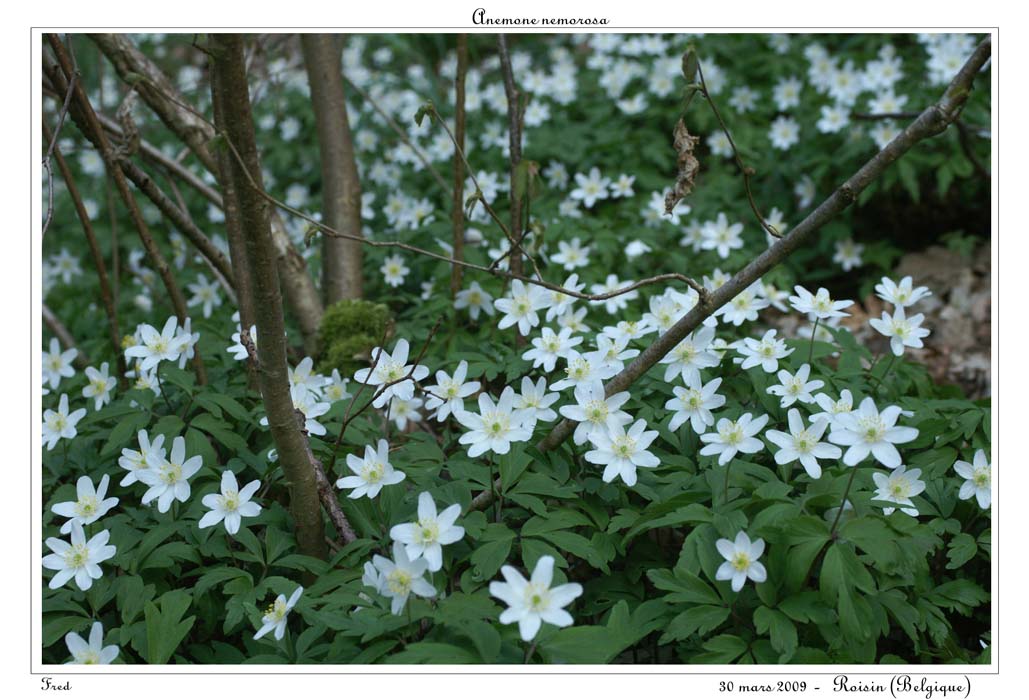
xmin=666 ymin=376 xmax=726 ymax=434
xmin=51 ymin=474 xmax=119 ymax=535
xmin=337 ymin=439 xmax=406 ymax=499
xmin=765 ymin=409 xmax=841 ymax=479
xmin=370 ymin=543 xmax=436 ymax=615
xmin=558 ymin=379 xmax=632 ymax=446
xmin=828 ymin=397 xmax=918 ymax=468
xmin=874 ymin=275 xmax=932 ymax=308
xmin=715 ymin=531 xmax=767 ymax=592
xmin=766 ymin=363 xmax=824 ymax=408
xmin=199 ymin=470 xmax=262 ymax=535
xmin=700 ymin=413 xmax=770 ymax=465
xmin=138 ymin=436 xmax=203 ymax=513
xmin=43 ymin=522 xmax=116 ymax=591
xmin=64 ymin=621 xmax=119 ymax=664
xmin=353 ymin=339 xmax=431 ymax=409
xmin=455 ymin=387 xmax=533 ymax=457
xmin=954 ymin=449 xmax=991 ymax=509
xmin=424 ymin=360 xmax=480 ymax=422
xmin=869 ymin=306 xmax=931 ymax=356
xmin=489 ymin=555 xmax=583 ymax=641
xmin=871 ymin=465 xmax=926 ymax=516
xmin=389 ymin=492 xmax=465 ymax=572
xmin=42 ymin=394 xmax=87 ymax=451
xmin=254 ymin=586 xmax=303 ymax=641
xmin=584 ymin=419 xmax=660 ymax=487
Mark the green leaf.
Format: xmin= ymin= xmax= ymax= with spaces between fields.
xmin=946 ymin=533 xmax=978 ymax=569
xmin=469 ymin=537 xmax=514 ymax=581
xmin=43 ymin=614 xmax=91 ymax=648
xmin=116 ymin=575 xmax=156 ymax=626
xmin=160 ymin=366 xmax=195 ymax=396
xmin=190 ymin=413 xmax=251 ymax=454
xmin=660 ymin=604 xmax=730 ymax=643
xmin=387 ymin=642 xmax=478 ymax=664
xmin=101 ymin=412 xmax=150 ymax=457
xmin=754 ymin=606 xmax=798 ymax=662
xmin=693 ymin=634 xmax=748 ymax=663
xmin=193 ymin=566 xmax=253 ymax=598
xmin=143 ymin=590 xmax=196 ymax=664
xmin=648 ymin=567 xmax=721 ymax=606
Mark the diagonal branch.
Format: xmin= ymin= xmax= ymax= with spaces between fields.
xmin=44 ymin=35 xmax=207 ymax=386
xmin=42 ymin=119 xmax=125 ymax=384
xmin=468 ymin=36 xmax=992 ymax=512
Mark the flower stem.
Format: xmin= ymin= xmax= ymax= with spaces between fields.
xmin=723 ymin=460 xmax=733 ymax=505
xmin=488 ymin=456 xmax=502 ymax=522
xmin=808 ymin=317 xmax=820 ymax=364
xmin=830 ymin=467 xmax=859 ymax=537
xmin=871 ymin=354 xmax=897 ymax=392
xmin=524 ymin=639 xmax=538 ymax=664
xmin=155 ymin=367 xmax=174 ymax=413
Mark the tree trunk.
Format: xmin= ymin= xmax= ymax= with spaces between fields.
xmin=301 ymin=33 xmax=364 ymax=304
xmin=90 ymin=32 xmax=324 ymax=353
xmin=209 ymin=34 xmax=327 ymax=560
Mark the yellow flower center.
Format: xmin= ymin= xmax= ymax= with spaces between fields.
xmin=731 ymin=552 xmax=751 ymax=572
xmin=387 ymin=569 xmax=413 ymax=596
xmin=64 ymin=543 xmax=89 ymax=568
xmin=74 ymin=496 xmax=98 ymax=518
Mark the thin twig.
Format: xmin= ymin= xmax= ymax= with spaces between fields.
xmin=327 ymin=318 xmax=444 ymax=472
xmin=497 ymin=33 xmax=527 ymax=279
xmin=341 ymin=72 xmax=450 ymax=193
xmin=42 ymin=303 xmax=90 ymax=370
xmin=42 ymin=119 xmax=126 ymax=385
xmin=696 ymin=61 xmax=780 ymax=239
xmin=213 ymin=126 xmax=705 ymax=301
xmin=468 ymin=36 xmax=993 ymax=513
xmin=42 ymin=61 xmax=78 ymax=238
xmin=45 ymin=36 xmax=207 ymax=386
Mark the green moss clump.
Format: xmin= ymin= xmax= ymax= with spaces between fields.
xmin=317 ymin=299 xmax=392 ymax=376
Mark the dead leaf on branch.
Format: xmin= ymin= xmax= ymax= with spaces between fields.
xmin=664 ymin=118 xmax=700 ymax=214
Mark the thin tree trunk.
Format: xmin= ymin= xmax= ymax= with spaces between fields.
xmin=209 ymin=34 xmax=327 ymax=560
xmin=450 ymin=34 xmax=468 ymax=298
xmin=210 ymin=63 xmax=256 ymax=335
xmin=497 ymin=35 xmax=524 ymax=282
xmin=301 ymin=33 xmax=364 ymax=303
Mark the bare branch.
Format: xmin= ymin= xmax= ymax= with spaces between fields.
xmin=450 ymin=34 xmax=468 ymax=298
xmin=341 ymin=72 xmax=450 ymax=194
xmin=42 ymin=119 xmax=125 ymax=384
xmin=42 ymin=303 xmax=90 ymax=370
xmin=469 ymin=36 xmax=993 ymax=512
xmin=44 ymin=35 xmax=207 ymax=386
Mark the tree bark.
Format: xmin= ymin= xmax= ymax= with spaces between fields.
xmin=209 ymin=34 xmax=327 ymax=560
xmin=209 ymin=63 xmax=255 ymax=335
xmin=301 ymin=34 xmax=364 ymax=304
xmin=89 ymin=33 xmax=218 ymax=173
xmin=90 ymin=32 xmax=324 ymax=353
xmin=450 ymin=34 xmax=468 ymax=298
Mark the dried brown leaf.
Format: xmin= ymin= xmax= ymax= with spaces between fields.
xmin=665 ymin=118 xmax=700 ymax=214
